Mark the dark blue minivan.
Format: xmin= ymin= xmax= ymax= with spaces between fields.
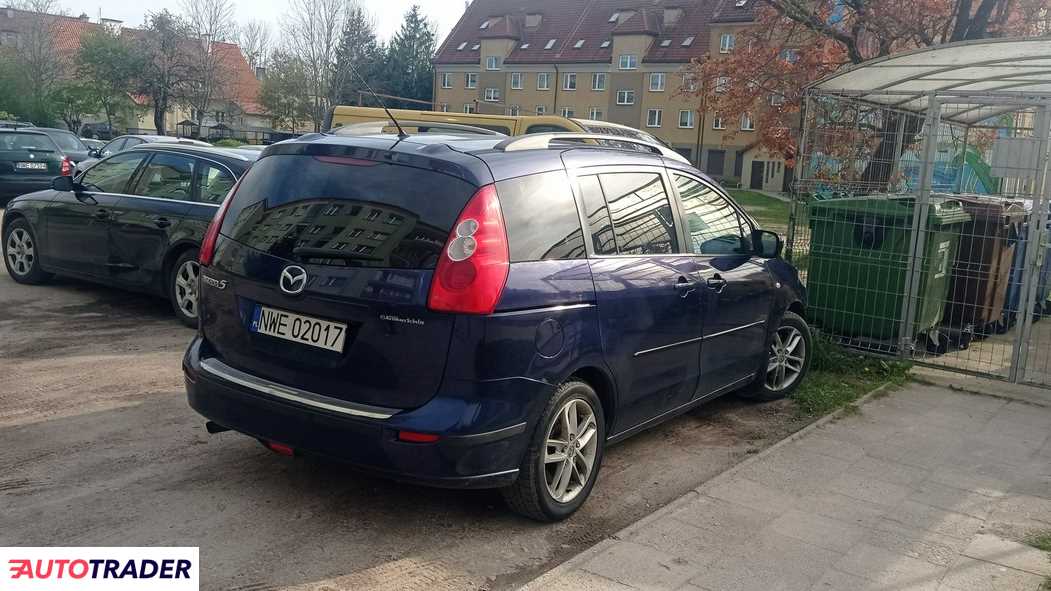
xmin=183 ymin=131 xmax=810 ymax=521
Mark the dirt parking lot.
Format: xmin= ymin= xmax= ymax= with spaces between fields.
xmin=0 ymin=261 xmax=811 ymax=590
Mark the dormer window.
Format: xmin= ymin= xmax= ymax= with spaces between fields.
xmin=456 ymin=42 xmax=467 ymax=51
xmin=682 ymin=36 xmax=695 ymax=47
xmin=479 ymin=19 xmax=490 ymax=29
xmin=544 ymin=38 xmax=556 ymax=50
xmin=574 ymin=39 xmax=585 ymax=49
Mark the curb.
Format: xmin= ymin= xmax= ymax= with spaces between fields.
xmin=519 ymin=381 xmax=897 ymax=590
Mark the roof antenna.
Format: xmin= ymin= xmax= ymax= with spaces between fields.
xmin=345 ymin=62 xmax=408 ymax=140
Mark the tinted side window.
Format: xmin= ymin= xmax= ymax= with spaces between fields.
xmin=577 ymin=175 xmax=617 ymax=255
xmin=80 ymin=152 xmax=147 ymax=194
xmin=497 ymin=171 xmax=585 ymax=261
xmin=526 ymin=124 xmax=574 ymax=134
xmin=101 ymin=138 xmax=125 ymax=156
xmin=131 ymin=153 xmax=195 ymax=200
xmin=675 ymin=174 xmax=751 ymax=255
xmin=196 ymin=162 xmax=235 ymax=204
xmin=599 ymin=172 xmax=679 ymax=255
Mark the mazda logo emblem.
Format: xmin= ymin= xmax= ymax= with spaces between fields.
xmin=279 ymin=265 xmax=308 ymax=295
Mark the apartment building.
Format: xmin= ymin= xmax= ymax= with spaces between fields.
xmin=432 ymin=0 xmax=786 ymax=190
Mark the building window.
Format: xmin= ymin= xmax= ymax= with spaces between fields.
xmin=480 ymin=19 xmax=490 ymax=29
xmin=560 ymin=106 xmax=575 ymax=118
xmin=678 ymin=110 xmax=694 ymax=128
xmin=456 ymin=42 xmax=467 ymax=51
xmin=588 ymin=107 xmax=603 ymax=120
xmin=741 ymin=113 xmax=755 ymax=131
xmin=471 ymin=43 xmax=480 ymax=50
xmin=464 ymin=103 xmax=476 ymax=114
xmin=618 ymin=54 xmax=638 ymax=70
xmin=537 ymin=72 xmax=551 ymax=90
xmin=544 ymin=38 xmax=557 ymax=50
xmin=646 ymin=109 xmax=662 ymax=128
xmin=465 ymin=73 xmax=478 ymax=89
xmin=520 ymin=42 xmax=530 ymax=49
xmin=592 ymin=72 xmax=606 ymax=91
xmin=616 ymin=90 xmax=635 ymax=105
xmin=712 ymin=115 xmax=725 ymax=129
xmin=441 ymin=72 xmax=453 ymax=88
xmin=536 ymin=104 xmax=546 ymax=115
xmin=682 ymin=74 xmax=698 ymax=92
xmin=600 ymin=40 xmax=611 ymax=48
xmin=484 ymin=87 xmax=501 ymax=102
xmin=508 ymin=105 xmax=521 ymax=116
xmin=485 ymin=56 xmax=501 ymax=70
xmin=682 ymin=36 xmax=695 ymax=47
xmin=608 ymin=12 xmax=620 ymax=22
xmin=574 ymin=39 xmax=585 ymax=48
xmin=649 ymin=72 xmax=666 ymax=92
xmin=720 ymin=33 xmax=735 ymax=53
xmin=439 ymin=103 xmax=449 ymax=112
xmin=660 ymin=39 xmax=672 ymax=47
xmin=510 ymin=72 xmax=523 ymax=89
xmin=780 ymin=49 xmax=800 ymax=63
xmin=770 ymin=93 xmax=785 ymax=106
xmin=563 ymin=72 xmax=577 ymax=91
xmin=715 ymin=76 xmax=730 ymax=93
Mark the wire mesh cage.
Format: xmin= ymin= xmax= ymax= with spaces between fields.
xmin=789 ymin=85 xmax=1051 ymax=386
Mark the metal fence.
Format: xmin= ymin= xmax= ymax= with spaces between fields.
xmin=788 ymin=92 xmax=1051 ymax=387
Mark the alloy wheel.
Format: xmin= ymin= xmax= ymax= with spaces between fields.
xmin=766 ymin=325 xmax=806 ymax=391
xmin=543 ymin=398 xmax=599 ymax=504
xmin=6 ymin=228 xmax=35 ymax=277
xmin=174 ymin=260 xmax=200 ymax=319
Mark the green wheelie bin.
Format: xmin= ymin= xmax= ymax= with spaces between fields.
xmin=806 ymin=195 xmax=971 ymax=351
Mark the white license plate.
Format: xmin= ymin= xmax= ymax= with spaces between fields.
xmin=16 ymin=162 xmax=47 ymax=170
xmin=250 ymin=305 xmax=347 ymax=353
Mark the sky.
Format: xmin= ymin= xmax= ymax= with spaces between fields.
xmin=56 ymin=0 xmax=466 ymax=43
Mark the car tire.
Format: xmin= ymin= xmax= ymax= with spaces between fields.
xmin=169 ymin=249 xmax=201 ymax=328
xmin=740 ymin=311 xmax=812 ymax=401
xmin=501 ymin=380 xmax=606 ymax=522
xmin=3 ymin=218 xmax=52 ymax=285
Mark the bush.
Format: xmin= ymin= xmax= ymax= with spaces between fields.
xmin=211 ymin=139 xmax=242 ymax=148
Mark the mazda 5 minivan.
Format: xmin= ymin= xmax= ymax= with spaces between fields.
xmin=184 ymin=131 xmax=810 ymax=521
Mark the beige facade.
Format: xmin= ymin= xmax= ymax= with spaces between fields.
xmin=434 ymin=27 xmax=783 ymax=188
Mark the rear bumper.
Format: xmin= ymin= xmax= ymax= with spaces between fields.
xmin=183 ymin=337 xmax=534 ymax=489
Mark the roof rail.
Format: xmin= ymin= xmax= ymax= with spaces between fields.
xmin=494 ymin=133 xmax=690 ymax=164
xmin=331 ymin=120 xmax=505 ymax=137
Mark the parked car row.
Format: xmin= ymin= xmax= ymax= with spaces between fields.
xmin=2 ymin=121 xmax=810 ymax=522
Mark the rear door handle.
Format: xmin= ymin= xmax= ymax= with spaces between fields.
xmin=707 ymin=275 xmax=728 ymax=293
xmin=675 ymin=276 xmax=698 ymax=299
xmin=93 ymin=209 xmax=109 ymax=220
xmin=153 ymin=217 xmax=171 ymax=228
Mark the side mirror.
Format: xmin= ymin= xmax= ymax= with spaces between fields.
xmin=51 ymin=175 xmax=74 ymax=192
xmin=753 ymin=229 xmax=783 ymax=259
xmin=88 ymin=148 xmax=99 ymax=158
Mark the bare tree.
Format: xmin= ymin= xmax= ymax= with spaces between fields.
xmin=284 ymin=0 xmax=348 ymax=131
xmin=10 ymin=0 xmax=63 ymax=125
xmin=238 ymin=20 xmax=271 ymax=71
xmin=181 ymin=0 xmax=236 ymax=126
xmin=140 ymin=10 xmax=196 ymax=135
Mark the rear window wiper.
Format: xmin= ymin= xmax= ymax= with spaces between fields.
xmin=292 ymin=247 xmax=383 ymax=262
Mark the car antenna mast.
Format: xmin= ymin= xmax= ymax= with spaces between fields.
xmin=347 ymin=64 xmax=408 ymax=140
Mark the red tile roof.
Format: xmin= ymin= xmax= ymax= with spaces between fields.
xmin=434 ymin=0 xmax=744 ymax=65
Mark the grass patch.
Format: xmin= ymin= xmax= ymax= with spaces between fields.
xmin=1026 ymin=531 xmax=1051 ymax=553
xmin=791 ymin=336 xmax=911 ymax=417
xmin=729 ymin=189 xmax=792 ymax=231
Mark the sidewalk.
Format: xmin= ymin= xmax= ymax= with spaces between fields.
xmin=523 ymin=382 xmax=1051 ymax=591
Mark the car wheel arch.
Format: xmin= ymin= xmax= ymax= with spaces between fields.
xmin=788 ymin=300 xmax=806 ymax=320
xmin=162 ymin=242 xmax=201 ymax=291
xmin=566 ymin=364 xmax=617 ymax=433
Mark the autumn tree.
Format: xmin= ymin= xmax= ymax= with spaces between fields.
xmin=140 ymin=10 xmax=196 ymax=135
xmin=681 ymin=0 xmax=1046 ymax=184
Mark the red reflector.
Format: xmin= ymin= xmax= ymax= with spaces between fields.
xmin=397 ymin=430 xmax=441 ymax=443
xmin=60 ymin=157 xmax=72 ymax=176
xmin=264 ymin=441 xmax=295 ymax=456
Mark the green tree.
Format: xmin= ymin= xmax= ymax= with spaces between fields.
xmin=139 ymin=10 xmax=195 ymax=135
xmin=51 ymin=82 xmax=99 ymax=132
xmin=10 ymin=0 xmax=63 ymax=126
xmin=333 ymin=5 xmax=383 ymax=105
xmin=383 ymin=5 xmax=435 ymax=109
xmin=77 ymin=30 xmax=141 ymax=133
xmin=259 ymin=51 xmax=311 ymax=131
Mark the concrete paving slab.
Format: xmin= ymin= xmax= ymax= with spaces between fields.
xmin=863 ymin=517 xmax=970 ymax=567
xmin=963 ymin=534 xmax=1051 ymax=576
xmin=580 ymin=541 xmax=702 ymax=590
xmin=769 ymin=509 xmax=868 ymax=553
xmin=940 ymin=555 xmax=1046 ymax=591
xmin=834 ymin=542 xmax=947 ymax=588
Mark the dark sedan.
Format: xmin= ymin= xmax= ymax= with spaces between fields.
xmin=2 ymin=144 xmax=258 ymax=326
xmin=27 ymin=127 xmax=92 ymax=165
xmin=0 ymin=129 xmax=73 ymax=206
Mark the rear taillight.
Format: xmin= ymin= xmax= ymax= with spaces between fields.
xmin=60 ymin=157 xmax=72 ymax=176
xmin=199 ymin=176 xmax=243 ymax=266
xmin=427 ymin=184 xmax=509 ymax=315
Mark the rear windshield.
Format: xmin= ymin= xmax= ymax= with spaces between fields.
xmin=0 ymin=133 xmax=57 ymax=151
xmin=221 ymin=154 xmax=475 ymax=269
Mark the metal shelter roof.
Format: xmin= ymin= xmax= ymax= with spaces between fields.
xmin=810 ymin=37 xmax=1051 ymax=125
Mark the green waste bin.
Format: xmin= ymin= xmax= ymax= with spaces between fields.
xmin=806 ymin=196 xmax=971 ymax=346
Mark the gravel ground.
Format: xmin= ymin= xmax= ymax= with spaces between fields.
xmin=0 ymin=255 xmax=811 ymax=590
